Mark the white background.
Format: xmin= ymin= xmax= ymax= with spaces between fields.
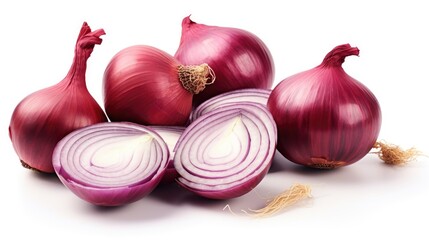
xmin=1 ymin=0 xmax=428 ymax=239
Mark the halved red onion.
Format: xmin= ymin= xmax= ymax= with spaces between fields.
xmin=174 ymin=103 xmax=277 ymax=199
xmin=148 ymin=126 xmax=185 ymax=183
xmin=53 ymin=122 xmax=169 ymax=206
xmin=191 ymin=88 xmax=271 ymax=122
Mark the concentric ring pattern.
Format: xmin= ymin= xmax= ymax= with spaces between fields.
xmin=175 ymin=103 xmax=277 ymax=199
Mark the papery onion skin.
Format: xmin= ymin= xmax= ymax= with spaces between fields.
xmin=9 ymin=22 xmax=108 ymax=173
xmin=191 ymin=88 xmax=271 ymax=122
xmin=268 ymin=44 xmax=382 ymax=169
xmin=174 ymin=103 xmax=277 ymax=199
xmin=175 ymin=16 xmax=275 ymax=106
xmin=53 ymin=122 xmax=169 ymax=206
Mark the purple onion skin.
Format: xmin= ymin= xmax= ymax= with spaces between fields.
xmin=178 ymin=165 xmax=270 ymax=199
xmin=268 ymin=44 xmax=382 ymax=169
xmin=175 ymin=16 xmax=274 ymax=106
xmin=103 ymin=45 xmax=193 ymax=126
xmin=56 ymin=169 xmax=166 ymax=206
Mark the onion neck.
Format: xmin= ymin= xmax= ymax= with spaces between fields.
xmin=320 ymin=44 xmax=359 ymax=67
xmin=179 ymin=16 xmax=207 ymax=45
xmin=178 ymin=64 xmax=216 ymax=94
xmin=181 ymin=15 xmax=207 ymax=32
xmin=63 ymin=22 xmax=105 ymax=87
xmin=181 ymin=15 xmax=196 ymax=30
xmin=64 ymin=51 xmax=88 ymax=86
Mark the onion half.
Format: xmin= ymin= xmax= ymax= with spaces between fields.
xmin=174 ymin=103 xmax=277 ymax=199
xmin=53 ymin=122 xmax=169 ymax=206
xmin=191 ymin=88 xmax=271 ymax=122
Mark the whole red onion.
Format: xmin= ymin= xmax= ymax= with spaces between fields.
xmin=174 ymin=16 xmax=274 ymax=106
xmin=9 ymin=22 xmax=108 ymax=173
xmin=268 ymin=44 xmax=382 ymax=169
xmin=103 ymin=45 xmax=215 ymax=126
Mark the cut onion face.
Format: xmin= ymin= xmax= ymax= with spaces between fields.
xmin=174 ymin=103 xmax=277 ymax=199
xmin=148 ymin=126 xmax=185 ymax=183
xmin=190 ymin=88 xmax=271 ymax=122
xmin=53 ymin=122 xmax=169 ymax=206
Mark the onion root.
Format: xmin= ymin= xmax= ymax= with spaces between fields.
xmin=373 ymin=141 xmax=421 ymax=165
xmin=20 ymin=160 xmax=40 ymax=172
xmin=178 ymin=63 xmax=216 ymax=94
xmin=251 ymin=184 xmax=312 ymax=217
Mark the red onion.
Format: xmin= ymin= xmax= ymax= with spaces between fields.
xmin=103 ymin=45 xmax=215 ymax=126
xmin=174 ymin=103 xmax=277 ymax=199
xmin=53 ymin=122 xmax=169 ymax=206
xmin=148 ymin=126 xmax=185 ymax=183
xmin=174 ymin=16 xmax=274 ymax=106
xmin=191 ymin=88 xmax=271 ymax=122
xmin=9 ymin=22 xmax=108 ymax=173
xmin=268 ymin=44 xmax=382 ymax=169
